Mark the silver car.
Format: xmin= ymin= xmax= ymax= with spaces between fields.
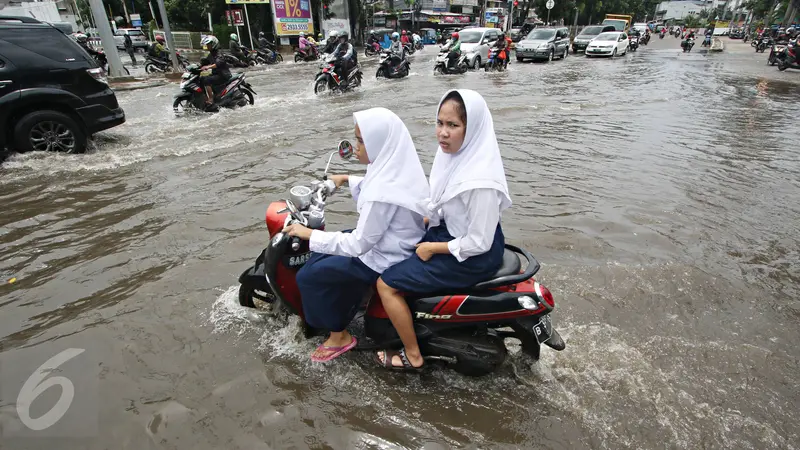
xmin=515 ymin=27 xmax=570 ymax=62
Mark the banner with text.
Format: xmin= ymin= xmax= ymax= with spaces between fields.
xmin=272 ymin=0 xmax=313 ymax=36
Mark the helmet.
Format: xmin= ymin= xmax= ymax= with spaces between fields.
xmin=155 ymin=35 xmax=165 ymax=43
xmin=370 ymin=30 xmax=376 ymax=35
xmin=328 ymin=30 xmax=339 ymax=39
xmin=452 ymin=32 xmax=459 ymax=39
xmin=299 ymin=32 xmax=305 ymax=37
xmin=201 ymin=35 xmax=220 ymax=51
xmin=338 ymin=31 xmax=348 ymax=40
xmin=230 ymin=33 xmax=238 ymax=42
xmin=499 ymin=33 xmax=505 ymax=39
xmin=74 ymin=33 xmax=88 ymax=44
xmin=392 ymin=32 xmax=399 ymax=40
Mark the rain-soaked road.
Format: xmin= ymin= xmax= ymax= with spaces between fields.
xmin=1 ymin=37 xmax=799 ymax=449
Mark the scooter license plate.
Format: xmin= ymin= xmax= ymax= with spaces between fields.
xmin=532 ymin=315 xmax=553 ymax=344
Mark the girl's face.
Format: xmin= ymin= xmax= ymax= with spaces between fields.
xmin=436 ymin=99 xmax=466 ymax=154
xmin=354 ymin=124 xmax=370 ymax=164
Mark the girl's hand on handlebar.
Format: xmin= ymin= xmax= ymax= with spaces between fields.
xmin=328 ymin=174 xmax=349 ymax=188
xmin=283 ymin=223 xmax=313 ymax=240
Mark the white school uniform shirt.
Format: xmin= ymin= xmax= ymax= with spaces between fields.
xmin=439 ymin=188 xmax=503 ymax=263
xmin=309 ymin=176 xmax=426 ymax=273
xmin=426 ymin=89 xmax=512 ymax=263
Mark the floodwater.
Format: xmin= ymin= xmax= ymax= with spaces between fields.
xmin=1 ymin=38 xmax=798 ymax=449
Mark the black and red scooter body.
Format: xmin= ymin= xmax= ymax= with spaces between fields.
xmin=239 ymin=194 xmax=565 ymax=376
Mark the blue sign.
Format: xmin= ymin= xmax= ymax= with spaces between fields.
xmin=132 ymin=19 xmax=143 ymax=27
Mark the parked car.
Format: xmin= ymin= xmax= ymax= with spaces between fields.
xmin=585 ymin=31 xmax=630 ymax=57
xmin=572 ymin=25 xmax=617 ymax=53
xmin=0 ymin=16 xmax=125 ymax=154
xmin=515 ymin=27 xmax=570 ymax=62
xmin=114 ymin=28 xmax=148 ymax=51
xmin=455 ymin=27 xmax=504 ymax=69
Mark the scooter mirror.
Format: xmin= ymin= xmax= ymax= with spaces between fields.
xmin=338 ymin=140 xmax=354 ymax=159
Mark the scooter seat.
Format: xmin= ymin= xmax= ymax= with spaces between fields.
xmin=492 ymin=249 xmax=522 ymax=278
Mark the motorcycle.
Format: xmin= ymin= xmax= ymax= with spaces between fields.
xmin=777 ymin=44 xmax=800 ymax=71
xmin=415 ymin=41 xmax=424 ymax=50
xmin=484 ymin=48 xmax=506 ymax=72
xmin=768 ymin=42 xmax=789 ymax=65
xmin=756 ymin=37 xmax=770 ymax=53
xmin=143 ymin=52 xmax=189 ymax=74
xmin=222 ymin=53 xmax=249 ymax=68
xmin=313 ymin=54 xmax=362 ymax=94
xmin=659 ymin=31 xmax=665 ymax=39
xmin=172 ymin=63 xmax=256 ymax=113
xmin=236 ymin=144 xmax=566 ymax=377
xmin=701 ymin=34 xmax=712 ymax=47
xmin=681 ymin=37 xmax=695 ymax=52
xmin=365 ymin=42 xmax=382 ymax=57
xmin=404 ymin=43 xmax=416 ymax=56
xmin=434 ymin=49 xmax=468 ymax=74
xmin=93 ymin=50 xmax=130 ymax=75
xmin=255 ymin=47 xmax=283 ymax=64
xmin=628 ymin=35 xmax=639 ymax=52
xmin=640 ymin=33 xmax=650 ymax=45
xmin=294 ymin=47 xmax=320 ymax=62
xmin=376 ymin=50 xmax=410 ymax=79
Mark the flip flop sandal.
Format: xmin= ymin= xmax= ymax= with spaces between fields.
xmin=374 ymin=348 xmax=424 ymax=372
xmin=310 ymin=337 xmax=358 ymax=362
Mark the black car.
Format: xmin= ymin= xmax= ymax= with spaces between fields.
xmin=0 ymin=16 xmax=125 ymax=154
xmin=572 ymin=25 xmax=617 ymax=53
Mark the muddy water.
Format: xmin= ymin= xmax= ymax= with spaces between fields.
xmin=1 ymin=38 xmax=798 ymax=449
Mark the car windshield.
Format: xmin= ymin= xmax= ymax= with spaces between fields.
xmin=128 ymin=30 xmax=144 ymax=36
xmin=603 ymin=20 xmax=627 ymax=31
xmin=458 ymin=31 xmax=483 ymax=43
xmin=595 ymin=33 xmax=619 ymax=41
xmin=579 ymin=26 xmax=605 ymax=36
xmin=526 ymin=29 xmax=555 ymax=40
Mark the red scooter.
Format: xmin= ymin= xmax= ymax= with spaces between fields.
xmin=237 ymin=142 xmax=565 ymax=376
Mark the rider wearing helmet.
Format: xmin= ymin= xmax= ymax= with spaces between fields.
xmin=257 ymin=31 xmax=277 ymax=60
xmin=446 ymin=31 xmax=461 ymax=69
xmin=367 ymin=30 xmax=379 ymax=48
xmin=492 ymin=32 xmax=507 ymax=64
xmin=74 ymin=33 xmax=102 ymax=58
xmin=332 ymin=31 xmax=356 ymax=87
xmin=298 ymin=32 xmax=317 ymax=58
xmin=323 ymin=30 xmax=339 ymax=54
xmin=148 ymin=35 xmax=169 ymax=60
xmin=199 ymin=35 xmax=232 ymax=110
xmin=389 ymin=31 xmax=405 ymax=69
xmin=229 ymin=33 xmax=246 ymax=64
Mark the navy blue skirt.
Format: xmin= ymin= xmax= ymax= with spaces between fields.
xmin=296 ymin=252 xmax=379 ymax=332
xmin=381 ymin=223 xmax=505 ymax=294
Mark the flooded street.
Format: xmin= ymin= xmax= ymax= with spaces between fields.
xmin=1 ymin=37 xmax=799 ymax=449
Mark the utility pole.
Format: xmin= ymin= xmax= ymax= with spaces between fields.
xmin=87 ymin=0 xmax=126 ymax=77
xmin=155 ymin=0 xmax=181 ymax=73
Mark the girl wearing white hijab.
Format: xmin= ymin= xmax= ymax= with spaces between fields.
xmin=375 ymin=89 xmax=512 ymax=371
xmin=284 ymin=107 xmax=429 ymax=362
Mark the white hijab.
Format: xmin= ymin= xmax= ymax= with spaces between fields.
xmin=426 ymin=89 xmax=512 ymax=224
xmin=352 ymin=108 xmax=429 ymax=217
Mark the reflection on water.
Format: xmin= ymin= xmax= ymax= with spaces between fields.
xmin=1 ymin=41 xmax=799 ymax=449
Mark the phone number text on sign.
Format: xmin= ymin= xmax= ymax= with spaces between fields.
xmin=277 ymin=20 xmax=312 ymax=35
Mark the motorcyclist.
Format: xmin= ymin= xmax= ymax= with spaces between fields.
xmin=322 ymin=30 xmax=339 ymax=55
xmin=401 ymin=30 xmax=411 ymax=45
xmin=491 ymin=32 xmax=507 ymax=66
xmin=229 ymin=33 xmax=247 ymax=64
xmin=412 ymin=31 xmax=422 ymax=48
xmin=74 ymin=33 xmax=102 ymax=59
xmin=503 ymin=32 xmax=513 ymax=68
xmin=258 ymin=31 xmax=277 ymax=60
xmin=199 ymin=35 xmax=232 ymax=111
xmin=298 ymin=32 xmax=317 ymax=58
xmin=145 ymin=35 xmax=169 ymax=61
xmin=445 ymin=31 xmax=461 ymax=70
xmin=367 ymin=30 xmax=380 ymax=52
xmin=332 ymin=31 xmax=356 ymax=88
xmin=388 ymin=31 xmax=405 ymax=71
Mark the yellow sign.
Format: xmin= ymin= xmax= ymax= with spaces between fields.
xmin=225 ymin=0 xmax=270 ymax=4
